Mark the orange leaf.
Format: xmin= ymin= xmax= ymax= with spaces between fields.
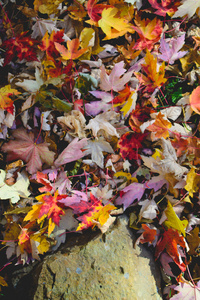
xmin=155 ymin=228 xmax=186 ymax=271
xmin=132 ymin=16 xmax=163 ymax=50
xmin=0 ymin=85 xmax=20 ymax=114
xmin=54 ymin=39 xmax=88 ymax=61
xmin=189 ymin=86 xmax=200 ymax=114
xmin=139 ymin=224 xmax=157 ymax=244
xmin=135 ymin=50 xmax=167 ymax=95
xmin=147 ymin=112 xmax=172 ymax=140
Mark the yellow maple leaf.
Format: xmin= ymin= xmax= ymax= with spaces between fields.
xmin=24 ymin=202 xmax=43 ymax=223
xmin=31 ymin=229 xmax=51 ymax=254
xmin=0 ymin=85 xmax=20 ymax=113
xmin=184 ymin=167 xmax=200 ymax=197
xmin=98 ymin=7 xmax=133 ymax=40
xmin=135 ymin=50 xmax=167 ymax=101
xmin=164 ymin=201 xmax=188 ymax=237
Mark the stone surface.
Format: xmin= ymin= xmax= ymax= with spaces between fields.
xmin=22 ymin=215 xmax=162 ymax=300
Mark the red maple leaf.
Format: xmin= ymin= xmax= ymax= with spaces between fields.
xmin=148 ymin=0 xmax=179 ymax=17
xmin=38 ymin=192 xmax=65 ymax=226
xmin=118 ymin=131 xmax=147 ymax=160
xmin=87 ymin=0 xmax=112 ymax=22
xmin=155 ymin=228 xmax=186 ymax=272
xmin=2 ymin=31 xmax=39 ymax=66
xmin=132 ymin=16 xmax=163 ymax=51
xmin=39 ymin=30 xmax=65 ymax=62
xmin=1 ymin=128 xmax=55 ymax=174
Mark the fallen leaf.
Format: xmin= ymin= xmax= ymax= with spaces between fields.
xmin=2 ymin=128 xmax=55 ymax=174
xmin=0 ymin=85 xmax=20 ymax=114
xmin=54 ymin=138 xmax=88 ymax=168
xmin=146 ymin=112 xmax=172 ymax=141
xmin=172 ymin=0 xmax=200 ymax=19
xmin=54 ymin=39 xmax=88 ymax=61
xmin=155 ymin=228 xmax=186 ymax=271
xmin=189 ymin=86 xmax=200 ymax=114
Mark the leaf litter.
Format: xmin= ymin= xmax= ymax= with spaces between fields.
xmin=0 ymin=0 xmax=200 ymax=298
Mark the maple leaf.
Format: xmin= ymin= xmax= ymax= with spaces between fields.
xmin=141 ymin=138 xmax=188 ymax=179
xmin=162 ymin=201 xmax=188 ymax=237
xmin=24 ymin=191 xmax=65 ymax=236
xmin=54 ymin=138 xmax=88 ymax=168
xmin=115 ymin=182 xmax=145 ymax=210
xmin=135 ymin=50 xmax=167 ymax=95
xmin=172 ymin=0 xmax=200 ymax=19
xmin=155 ymin=228 xmax=186 ymax=271
xmin=146 ymin=112 xmax=172 ymax=141
xmin=83 ymin=138 xmax=114 ymax=169
xmin=136 ymin=224 xmax=157 ymax=244
xmin=85 ymin=111 xmax=120 ymax=138
xmin=100 ymin=61 xmax=133 ymax=92
xmin=54 ymin=39 xmax=88 ymax=61
xmin=148 ymin=0 xmax=179 ymax=17
xmin=39 ymin=30 xmax=65 ymax=62
xmin=30 ymin=230 xmax=51 ymax=256
xmin=189 ymin=86 xmax=200 ymax=114
xmin=118 ymin=131 xmax=147 ymax=160
xmin=31 ymin=19 xmax=59 ymax=39
xmin=1 ymin=127 xmax=55 ymax=174
xmin=170 ymin=281 xmax=200 ymax=300
xmin=0 ymin=85 xmax=20 ymax=114
xmin=98 ymin=7 xmax=133 ymax=40
xmin=76 ymin=193 xmax=116 ymax=231
xmin=132 ymin=16 xmax=163 ymax=50
xmin=112 ymin=85 xmax=132 ymax=105
xmin=2 ymin=31 xmax=38 ymax=66
xmin=159 ymin=34 xmax=188 ymax=64
xmin=87 ymin=0 xmax=112 ymax=22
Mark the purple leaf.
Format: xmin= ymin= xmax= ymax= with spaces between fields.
xmin=115 ymin=182 xmax=145 ymax=210
xmin=54 ymin=138 xmax=88 ymax=168
xmin=158 ymin=34 xmax=188 ymax=65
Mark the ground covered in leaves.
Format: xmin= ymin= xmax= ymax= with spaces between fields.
xmin=0 ymin=0 xmax=200 ymax=299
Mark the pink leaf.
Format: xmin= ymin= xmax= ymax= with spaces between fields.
xmin=158 ymin=34 xmax=188 ymax=65
xmin=2 ymin=128 xmax=55 ymax=174
xmin=100 ymin=61 xmax=133 ymax=92
xmin=115 ymin=182 xmax=145 ymax=210
xmin=171 ymin=281 xmax=200 ymax=300
xmin=54 ymin=138 xmax=88 ymax=167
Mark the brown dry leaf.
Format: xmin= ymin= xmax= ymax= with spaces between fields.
xmin=187 ymin=227 xmax=200 ymax=256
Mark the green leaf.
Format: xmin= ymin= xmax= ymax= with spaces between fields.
xmin=35 ymin=89 xmax=72 ymax=112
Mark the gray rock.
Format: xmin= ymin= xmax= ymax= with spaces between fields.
xmin=29 ymin=215 xmax=162 ymax=300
